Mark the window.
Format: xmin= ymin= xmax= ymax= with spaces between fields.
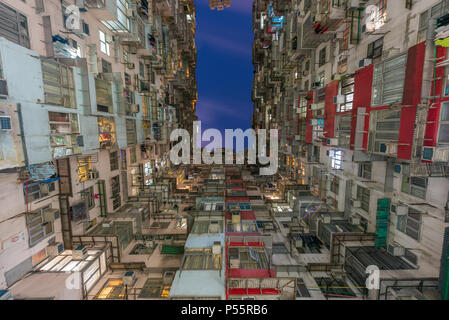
xmin=110 ymin=151 xmax=119 ymax=171
xmin=95 ymin=78 xmax=113 ymax=113
xmin=404 ymin=248 xmax=418 ymax=265
xmin=139 ymin=61 xmax=145 ymax=78
xmin=0 ymin=116 xmax=11 ymax=130
xmin=329 ymin=175 xmax=340 ymax=195
xmin=397 ymin=208 xmax=422 ymax=241
xmin=358 ymin=163 xmax=372 ymax=180
xmin=98 ymin=116 xmax=116 ymax=149
xmin=144 ymin=162 xmax=152 ymax=176
xmin=48 ymin=112 xmax=81 ymax=158
xmin=367 ymin=37 xmax=383 ymax=63
xmin=319 ymin=47 xmax=326 ymax=67
xmin=99 ymin=30 xmax=110 ymax=56
xmin=81 ymin=186 xmax=95 ymax=210
xmin=357 ymin=185 xmax=370 ymax=212
xmin=111 ymin=175 xmax=121 ymax=210
xmin=378 ymin=0 xmax=387 ymax=22
xmin=418 ymin=1 xmax=449 ymax=45
xmin=438 ymin=102 xmax=449 ymax=144
xmin=368 ymin=109 xmax=401 ymax=154
xmin=23 ymin=182 xmax=56 ymax=204
xmin=102 ymin=59 xmax=112 ymax=73
xmin=102 ymin=0 xmax=131 ymax=33
xmin=126 ymin=119 xmax=137 ymax=145
xmin=123 ymin=50 xmax=130 ymax=64
xmin=298 ymin=97 xmax=307 ymax=118
xmin=78 ymin=156 xmax=92 ymax=182
xmin=26 ymin=206 xmax=54 ymax=246
xmin=402 ymin=176 xmax=427 ymax=199
xmin=372 ymin=53 xmax=407 ymax=106
xmin=329 ymin=149 xmax=343 ymax=170
xmin=338 ymin=75 xmax=355 ymax=112
xmin=0 ymin=2 xmax=30 ymax=49
xmin=336 ymin=115 xmax=351 ymax=148
xmin=130 ymin=147 xmax=137 ymax=164
xmin=41 ymin=59 xmax=76 ymax=108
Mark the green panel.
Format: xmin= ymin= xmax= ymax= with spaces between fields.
xmin=161 ymin=244 xmax=184 ymax=255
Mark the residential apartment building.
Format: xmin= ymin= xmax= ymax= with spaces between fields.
xmin=252 ymin=0 xmax=449 ymax=300
xmin=0 ymin=0 xmax=198 ymax=292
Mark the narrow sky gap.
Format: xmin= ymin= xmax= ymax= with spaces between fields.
xmin=195 ymin=0 xmax=254 ymax=151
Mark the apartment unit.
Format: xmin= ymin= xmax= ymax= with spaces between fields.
xmin=252 ymin=0 xmax=449 ymax=300
xmin=209 ymin=0 xmax=231 ymax=11
xmin=0 ymin=0 xmax=197 ymax=293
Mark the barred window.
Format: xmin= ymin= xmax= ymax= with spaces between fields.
xmin=357 ymin=185 xmax=370 ymax=212
xmin=397 ymin=208 xmax=422 ymax=241
xmin=110 ymin=150 xmax=119 ymax=171
xmin=372 ymin=53 xmax=407 ymax=106
xmin=26 ymin=206 xmax=54 ymax=247
xmin=41 ymin=59 xmax=76 ymax=108
xmin=358 ymin=163 xmax=372 ymax=180
xmin=0 ymin=2 xmax=30 ymax=49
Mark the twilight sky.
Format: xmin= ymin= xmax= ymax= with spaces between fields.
xmin=194 ymin=0 xmax=254 ymax=149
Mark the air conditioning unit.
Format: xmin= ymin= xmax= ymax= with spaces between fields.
xmin=123 ymin=271 xmax=136 ymax=286
xmin=322 ymin=215 xmax=331 ymax=224
xmin=0 ymin=116 xmax=12 ymax=130
xmin=359 ymin=58 xmax=372 ymax=68
xmin=0 ymin=290 xmax=13 ymax=300
xmin=46 ymin=243 xmax=64 ymax=256
xmin=62 ymin=95 xmax=71 ymax=108
xmin=130 ymin=104 xmax=140 ymax=113
xmin=77 ymin=135 xmax=85 ymax=147
xmin=434 ymin=148 xmax=449 ymax=162
xmin=327 ymin=138 xmax=338 ymax=146
xmin=88 ymin=171 xmax=99 ymax=180
xmin=163 ymin=271 xmax=175 ymax=285
xmin=43 ymin=208 xmax=58 ymax=222
xmin=209 ymin=221 xmax=220 ymax=233
xmin=230 ymin=257 xmax=240 ymax=269
xmin=105 ymin=34 xmax=114 ymax=44
xmin=39 ymin=183 xmax=49 ymax=196
xmin=350 ymin=216 xmax=361 ymax=225
xmin=312 ymin=81 xmax=322 ymax=89
xmin=388 ymin=243 xmax=405 ymax=256
xmin=333 ymin=95 xmax=345 ymax=104
xmin=212 ymin=241 xmax=222 ymax=255
xmin=334 ymin=31 xmax=344 ymax=40
xmin=72 ymin=245 xmax=88 ymax=260
xmin=310 ymin=103 xmax=319 ymax=110
xmin=352 ymin=200 xmax=361 ymax=208
xmin=102 ymin=220 xmax=113 ymax=228
xmin=0 ymin=79 xmax=8 ymax=97
xmin=231 ymin=211 xmax=241 ymax=224
xmin=295 ymin=135 xmax=302 ymax=141
xmin=348 ymin=0 xmax=361 ymax=9
xmin=396 ymin=205 xmax=408 ymax=216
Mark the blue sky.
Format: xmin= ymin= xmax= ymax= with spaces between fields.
xmin=194 ymin=0 xmax=254 ymax=149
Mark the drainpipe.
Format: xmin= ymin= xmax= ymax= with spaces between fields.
xmin=16 ymin=103 xmax=29 ymax=167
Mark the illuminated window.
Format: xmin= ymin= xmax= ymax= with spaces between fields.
xmin=99 ymin=30 xmax=110 ymax=55
xmin=438 ymin=102 xmax=449 ymax=144
xmin=329 ymin=149 xmax=343 ymax=170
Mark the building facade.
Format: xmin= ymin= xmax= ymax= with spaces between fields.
xmin=252 ymin=0 xmax=449 ymax=299
xmin=0 ymin=0 xmax=197 ymax=291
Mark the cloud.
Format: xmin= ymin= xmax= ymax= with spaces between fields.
xmin=196 ymin=32 xmax=251 ymax=57
xmin=196 ymin=97 xmax=250 ymax=122
xmin=195 ymin=0 xmax=252 ymax=15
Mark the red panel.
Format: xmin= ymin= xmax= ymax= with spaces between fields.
xmin=398 ymin=42 xmax=426 ymax=160
xmin=305 ymin=91 xmax=314 ymax=143
xmin=351 ymin=64 xmax=374 ymax=151
xmin=324 ymin=80 xmax=339 ymax=139
xmin=228 ymin=288 xmax=281 ymax=296
xmin=424 ymin=46 xmax=448 ymax=149
xmin=228 ymin=269 xmax=276 ymax=278
xmin=225 ymin=211 xmax=256 ymax=220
